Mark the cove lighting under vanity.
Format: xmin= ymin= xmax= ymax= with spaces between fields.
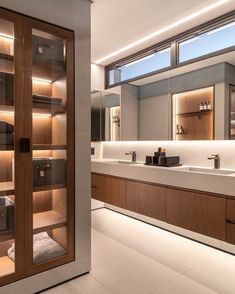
xmin=91 ymin=140 xmax=235 ymax=254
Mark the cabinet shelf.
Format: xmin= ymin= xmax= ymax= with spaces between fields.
xmin=33 ymin=184 xmax=65 ymax=192
xmin=0 ymin=53 xmax=13 ymax=61
xmin=0 ymin=257 xmax=14 ymax=278
xmin=0 ymin=232 xmax=14 ymax=242
xmin=0 ymin=182 xmax=14 ymax=196
xmin=33 ymin=144 xmax=66 ymax=150
xmin=33 ymin=102 xmax=66 ymax=115
xmin=33 ymin=210 xmax=66 ymax=234
xmin=0 ymin=145 xmax=14 ymax=151
xmin=176 ymin=110 xmax=212 ymax=116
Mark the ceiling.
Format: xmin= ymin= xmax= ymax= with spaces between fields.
xmin=91 ymin=0 xmax=235 ymax=66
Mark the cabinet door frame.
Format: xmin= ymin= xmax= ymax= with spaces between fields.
xmin=22 ymin=17 xmax=75 ymax=275
xmin=0 ymin=7 xmax=25 ymax=286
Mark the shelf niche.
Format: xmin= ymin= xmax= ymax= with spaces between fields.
xmin=173 ymin=86 xmax=214 ymax=140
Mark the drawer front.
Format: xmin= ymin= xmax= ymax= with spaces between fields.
xmin=167 ymin=188 xmax=226 ymax=241
xmin=227 ymin=223 xmax=235 ymax=245
xmin=227 ymin=199 xmax=235 ymax=222
xmin=126 ymin=181 xmax=166 ymax=221
xmin=91 ymin=187 xmax=99 ymax=200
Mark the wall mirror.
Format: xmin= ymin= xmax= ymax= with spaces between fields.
xmin=126 ymin=50 xmax=235 ymax=141
xmin=91 ymin=90 xmax=120 ymax=141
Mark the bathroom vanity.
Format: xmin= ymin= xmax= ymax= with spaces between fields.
xmin=91 ymin=159 xmax=235 ymax=253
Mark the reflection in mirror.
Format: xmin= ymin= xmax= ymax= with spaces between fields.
xmin=230 ymin=85 xmax=235 ymax=139
xmin=134 ymin=50 xmax=235 ymax=140
xmin=172 ymin=87 xmax=214 ymax=140
xmin=91 ymin=90 xmax=120 ymax=141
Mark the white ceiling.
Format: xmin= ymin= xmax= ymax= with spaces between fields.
xmin=91 ymin=0 xmax=235 ymax=66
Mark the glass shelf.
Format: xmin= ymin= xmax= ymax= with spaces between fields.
xmin=33 ymin=210 xmax=66 ymax=234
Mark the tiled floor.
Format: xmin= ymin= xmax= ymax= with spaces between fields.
xmin=43 ymin=208 xmax=235 ymax=294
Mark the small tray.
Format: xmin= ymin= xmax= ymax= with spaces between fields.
xmin=144 ymin=163 xmax=183 ymax=167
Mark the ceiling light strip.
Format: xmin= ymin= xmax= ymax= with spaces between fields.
xmin=94 ymin=0 xmax=231 ymax=64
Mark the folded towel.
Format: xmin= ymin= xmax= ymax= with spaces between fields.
xmin=8 ymin=231 xmax=66 ymax=264
xmin=0 ymin=133 xmax=14 ymax=145
xmin=32 ymin=94 xmax=62 ymax=105
xmin=0 ymin=121 xmax=14 ymax=134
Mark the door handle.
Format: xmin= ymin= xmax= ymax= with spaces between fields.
xmin=20 ymin=138 xmax=30 ymax=153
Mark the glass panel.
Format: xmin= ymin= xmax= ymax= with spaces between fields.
xmin=109 ymin=47 xmax=171 ymax=85
xmin=179 ymin=21 xmax=235 ymax=63
xmin=230 ymin=85 xmax=235 ymax=139
xmin=91 ymin=90 xmax=101 ymax=141
xmin=0 ymin=18 xmax=15 ymax=277
xmin=32 ymin=29 xmax=67 ymax=264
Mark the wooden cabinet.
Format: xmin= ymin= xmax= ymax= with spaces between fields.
xmin=166 ymin=188 xmax=226 ymax=241
xmin=126 ymin=180 xmax=166 ymax=221
xmin=91 ymin=173 xmax=231 ymax=243
xmin=0 ymin=8 xmax=74 ymax=286
xmin=226 ymin=199 xmax=235 ymax=245
xmin=92 ymin=174 xmax=125 ymax=208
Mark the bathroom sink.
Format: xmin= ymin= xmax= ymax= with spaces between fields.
xmin=179 ymin=167 xmax=235 ymax=175
xmin=109 ymin=160 xmax=141 ymax=165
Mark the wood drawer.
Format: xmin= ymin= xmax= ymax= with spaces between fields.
xmin=227 ymin=199 xmax=235 ymax=222
xmin=166 ymin=188 xmax=226 ymax=241
xmin=227 ymin=223 xmax=235 ymax=245
xmin=91 ymin=187 xmax=99 ymax=200
xmin=126 ymin=180 xmax=166 ymax=221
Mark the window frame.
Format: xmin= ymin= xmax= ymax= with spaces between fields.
xmin=105 ymin=10 xmax=235 ymax=89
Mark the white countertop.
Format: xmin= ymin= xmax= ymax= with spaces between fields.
xmin=91 ymin=158 xmax=235 ymax=197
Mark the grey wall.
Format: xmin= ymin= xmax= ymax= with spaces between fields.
xmin=0 ymin=1 xmax=91 ymax=293
xmin=121 ymin=84 xmax=139 ymax=141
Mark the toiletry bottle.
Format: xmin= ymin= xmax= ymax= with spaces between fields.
xmin=203 ymin=101 xmax=207 ymax=110
xmin=207 ymin=101 xmax=211 ymax=110
xmin=176 ymin=124 xmax=179 ymax=135
xmin=179 ymin=125 xmax=184 ymax=134
xmin=153 ymin=147 xmax=162 ymax=164
xmin=158 ymin=148 xmax=166 ymax=165
xmin=199 ymin=102 xmax=204 ymax=111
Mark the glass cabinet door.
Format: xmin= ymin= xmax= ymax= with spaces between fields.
xmin=28 ymin=22 xmax=74 ymax=271
xmin=0 ymin=17 xmax=15 ymax=278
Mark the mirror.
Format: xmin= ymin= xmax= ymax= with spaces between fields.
xmin=91 ymin=90 xmax=120 ymax=141
xmin=125 ymin=50 xmax=235 ymax=140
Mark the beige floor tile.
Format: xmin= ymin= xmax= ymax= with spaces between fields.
xmin=150 ymin=275 xmax=218 ymax=294
xmin=42 ymin=273 xmax=112 ymax=294
xmin=92 ymin=209 xmax=209 ymax=273
xmin=91 ymin=230 xmax=180 ymax=294
xmin=185 ymin=250 xmax=235 ymax=294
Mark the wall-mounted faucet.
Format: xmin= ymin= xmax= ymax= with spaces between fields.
xmin=208 ymin=154 xmax=220 ymax=169
xmin=125 ymin=151 xmax=137 ymax=163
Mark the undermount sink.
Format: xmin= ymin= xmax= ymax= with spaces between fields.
xmin=109 ymin=160 xmax=140 ymax=165
xmin=179 ymin=166 xmax=235 ymax=175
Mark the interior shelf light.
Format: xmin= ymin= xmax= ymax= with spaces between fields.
xmin=32 ymin=77 xmax=53 ymax=84
xmin=0 ymin=33 xmax=14 ymax=40
xmin=32 ymin=112 xmax=52 ymax=117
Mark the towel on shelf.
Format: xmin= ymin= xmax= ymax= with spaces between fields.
xmin=8 ymin=231 xmax=66 ymax=264
xmin=0 ymin=121 xmax=14 ymax=134
xmin=32 ymin=94 xmax=62 ymax=105
xmin=0 ymin=133 xmax=14 ymax=145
